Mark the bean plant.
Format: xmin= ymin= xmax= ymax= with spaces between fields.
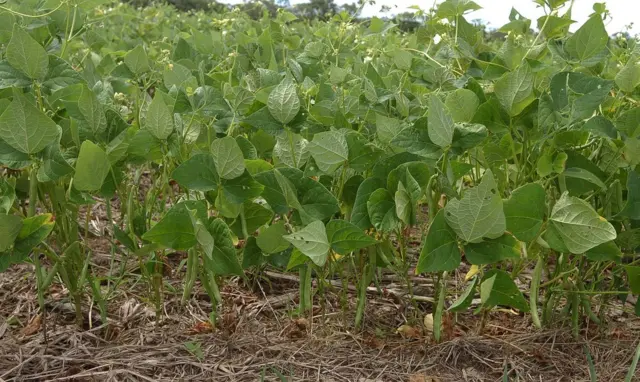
xmin=0 ymin=0 xmax=638 ymax=339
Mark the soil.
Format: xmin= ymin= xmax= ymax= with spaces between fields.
xmin=1 ymin=196 xmax=639 ymax=381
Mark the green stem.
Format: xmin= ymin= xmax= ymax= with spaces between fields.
xmin=28 ymin=165 xmax=39 ymax=218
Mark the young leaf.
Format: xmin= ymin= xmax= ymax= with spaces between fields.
xmin=495 ymin=63 xmax=535 ymax=117
xmin=12 ymin=214 xmax=55 ymax=259
xmin=549 ymin=193 xmax=617 ymax=254
xmin=210 ymin=136 xmax=245 ymax=180
xmin=449 ymin=276 xmax=479 ymax=312
xmin=428 ymin=95 xmax=455 ymax=148
xmin=464 ymin=234 xmax=520 ymax=265
xmin=268 ymin=78 xmax=300 ymax=125
xmin=308 ymin=130 xmax=348 ymax=173
xmin=416 ymin=210 xmax=461 ymax=273
xmin=480 ymin=269 xmax=529 ymax=312
xmin=0 ymin=90 xmax=58 ymax=154
xmin=74 ymin=141 xmax=110 ymax=192
xmin=283 ymin=220 xmax=330 ymax=267
xmin=144 ymin=95 xmax=174 ymax=140
xmin=351 ymin=177 xmax=386 ymax=230
xmin=504 ymin=183 xmax=546 ymax=242
xmin=446 ymin=89 xmax=479 ymax=123
xmin=6 ymin=25 xmax=49 ymax=80
xmin=326 ymin=219 xmax=377 ymax=255
xmin=444 ymin=170 xmax=506 ymax=243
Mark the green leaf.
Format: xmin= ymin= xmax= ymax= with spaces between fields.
xmin=220 ymin=171 xmax=264 ymax=204
xmin=393 ymin=50 xmax=413 ymax=70
xmin=504 ymin=183 xmax=546 ymax=242
xmin=142 ymin=202 xmax=198 ymax=250
xmin=124 ymin=45 xmax=151 ymax=75
xmin=268 ymin=78 xmax=300 ymax=125
xmin=428 ymin=95 xmax=455 ymax=148
xmin=585 ymin=241 xmax=622 ymax=263
xmin=494 ymin=63 xmax=535 ymax=116
xmin=283 ymin=220 xmax=330 ymax=267
xmin=480 ymin=269 xmax=529 ymax=312
xmin=549 ymin=193 xmax=617 ymax=254
xmin=242 ymin=236 xmax=264 ymax=269
xmin=37 ymin=142 xmax=75 ymax=182
xmin=6 ymin=25 xmax=49 ymax=80
xmin=257 ymin=221 xmax=291 ymax=254
xmin=0 ymin=178 xmax=15 ymax=214
xmin=231 ymin=202 xmax=273 ymax=238
xmin=351 ymin=177 xmax=386 ymax=230
xmin=444 ymin=170 xmax=506 ymax=243
xmin=464 ymin=234 xmax=520 ymax=265
xmin=326 ymin=219 xmax=377 ymax=255
xmin=446 ymin=89 xmax=479 ymax=123
xmin=625 ymin=266 xmax=640 ymax=294
xmin=0 ymin=214 xmax=22 ymax=252
xmin=42 ymin=56 xmax=83 ymax=93
xmin=564 ymin=15 xmax=608 ymax=66
xmin=12 ymin=214 xmax=54 ymax=258
xmin=376 ymin=113 xmax=402 ymax=144
xmin=367 ymin=188 xmax=400 ymax=232
xmin=74 ymin=140 xmax=110 ymax=192
xmin=617 ymin=170 xmax=640 ymax=220
xmin=308 ymin=130 xmax=348 ymax=173
xmin=416 ymin=209 xmax=461 ymax=273
xmin=210 ymin=136 xmax=245 ymax=180
xmin=144 ymin=95 xmax=174 ymax=140
xmin=0 ymin=90 xmax=58 ymax=154
xmin=616 ymin=59 xmax=640 ymax=93
xmin=0 ymin=61 xmax=31 ymax=89
xmin=449 ymin=276 xmax=479 ymax=312
xmin=172 ymin=153 xmax=219 ymax=191
xmin=207 ymin=218 xmax=243 ymax=276
xmin=273 ymin=131 xmax=309 ymax=169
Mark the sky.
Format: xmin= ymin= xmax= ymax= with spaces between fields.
xmin=224 ymin=0 xmax=640 ymax=35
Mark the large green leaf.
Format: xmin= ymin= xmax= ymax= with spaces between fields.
xmin=585 ymin=241 xmax=622 ymax=263
xmin=0 ymin=178 xmax=15 ymax=214
xmin=124 ymin=45 xmax=150 ymax=75
xmin=367 ymin=188 xmax=400 ymax=232
xmin=616 ymin=60 xmax=640 ymax=93
xmin=326 ymin=219 xmax=377 ymax=255
xmin=0 ymin=90 xmax=58 ymax=154
xmin=142 ymin=202 xmax=198 ymax=250
xmin=231 ymin=202 xmax=274 ymax=238
xmin=351 ymin=177 xmax=386 ymax=230
xmin=283 ymin=220 xmax=330 ymax=266
xmin=256 ymin=221 xmax=291 ymax=254
xmin=446 ymin=89 xmax=479 ymax=123
xmin=617 ymin=170 xmax=640 ymax=220
xmin=210 ymin=136 xmax=245 ymax=180
xmin=444 ymin=170 xmax=506 ymax=243
xmin=172 ymin=153 xmax=219 ymax=191
xmin=464 ymin=234 xmax=520 ymax=264
xmin=242 ymin=236 xmax=264 ymax=269
xmin=144 ymin=94 xmax=174 ymax=140
xmin=416 ymin=209 xmax=460 ymax=273
xmin=480 ymin=269 xmax=529 ymax=312
xmin=6 ymin=25 xmax=48 ymax=80
xmin=74 ymin=141 xmax=110 ymax=192
xmin=549 ymin=193 xmax=617 ymax=254
xmin=273 ymin=131 xmax=309 ymax=169
xmin=207 ymin=218 xmax=243 ymax=276
xmin=564 ymin=15 xmax=608 ymax=66
xmin=494 ymin=63 xmax=535 ymax=116
xmin=626 ymin=266 xmax=640 ymax=295
xmin=427 ymin=95 xmax=454 ymax=148
xmin=13 ymin=214 xmax=55 ymax=257
xmin=268 ymin=78 xmax=300 ymax=125
xmin=308 ymin=130 xmax=348 ymax=173
xmin=0 ymin=214 xmax=22 ymax=252
xmin=504 ymin=183 xmax=546 ymax=242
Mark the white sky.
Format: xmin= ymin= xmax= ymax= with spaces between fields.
xmin=223 ymin=0 xmax=639 ymax=35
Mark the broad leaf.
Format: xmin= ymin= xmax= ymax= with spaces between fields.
xmin=0 ymin=214 xmax=22 ymax=252
xmin=446 ymin=89 xmax=479 ymax=123
xmin=494 ymin=63 xmax=535 ymax=116
xmin=283 ymin=220 xmax=330 ymax=266
xmin=6 ymin=25 xmax=48 ymax=80
xmin=210 ymin=136 xmax=245 ymax=180
xmin=504 ymin=183 xmax=546 ymax=242
xmin=367 ymin=188 xmax=400 ymax=232
xmin=145 ymin=94 xmax=174 ymax=140
xmin=142 ymin=202 xmax=199 ymax=250
xmin=416 ymin=210 xmax=460 ymax=273
xmin=549 ymin=193 xmax=617 ymax=254
xmin=0 ymin=90 xmax=58 ymax=154
xmin=124 ymin=45 xmax=151 ymax=75
xmin=464 ymin=234 xmax=520 ymax=265
xmin=207 ymin=218 xmax=243 ymax=276
xmin=326 ymin=219 xmax=377 ymax=255
xmin=444 ymin=170 xmax=506 ymax=243
xmin=268 ymin=78 xmax=300 ymax=125
xmin=351 ymin=177 xmax=386 ymax=230
xmin=74 ymin=141 xmax=110 ymax=192
xmin=308 ymin=130 xmax=348 ymax=173
xmin=172 ymin=153 xmax=219 ymax=191
xmin=617 ymin=170 xmax=640 ymax=220
xmin=428 ymin=95 xmax=454 ymax=147
xmin=256 ymin=221 xmax=291 ymax=254
xmin=564 ymin=15 xmax=608 ymax=66
xmin=480 ymin=269 xmax=529 ymax=312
